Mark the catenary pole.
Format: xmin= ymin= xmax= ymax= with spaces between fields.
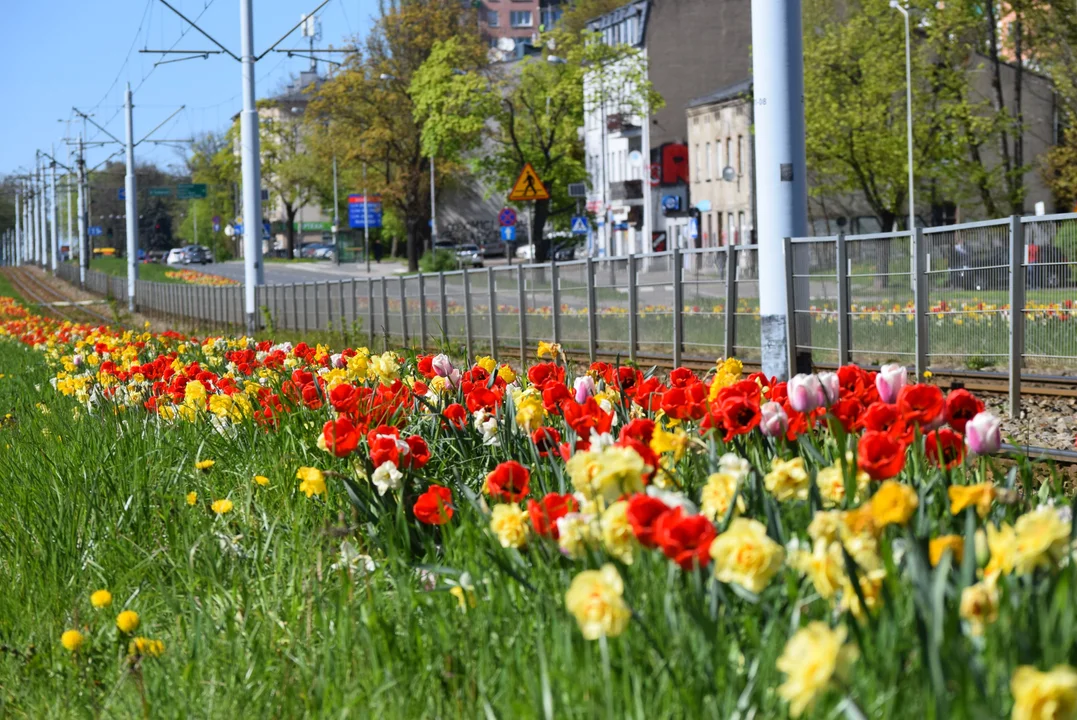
xmin=77 ymin=134 xmax=89 ymax=286
xmin=750 ymin=0 xmax=809 ymax=380
xmin=67 ymin=147 xmax=74 ymax=261
xmin=239 ymin=0 xmax=265 ymax=333
xmin=332 ymin=153 xmax=339 ymax=265
xmin=49 ymin=146 xmax=59 ymax=273
xmin=14 ymin=188 xmax=21 ymax=266
xmin=125 ymin=83 xmax=139 ymax=312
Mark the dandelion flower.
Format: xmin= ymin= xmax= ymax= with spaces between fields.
xmin=116 ymin=610 xmax=140 ymax=634
xmin=90 ymin=589 xmax=112 ymax=609
xmin=211 ymin=498 xmax=234 ymax=515
xmin=195 ymin=459 xmax=215 ymax=471
xmin=128 ymin=636 xmax=166 ymax=658
xmin=60 ymin=629 xmax=84 ymax=653
xmin=253 ymin=475 xmax=270 ymax=486
xmin=296 ymin=467 xmax=327 ymax=497
xmin=186 ymin=491 xmax=198 ymax=506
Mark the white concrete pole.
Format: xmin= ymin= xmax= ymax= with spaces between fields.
xmin=14 ymin=188 xmax=21 ymax=266
xmin=77 ymin=135 xmax=89 ymax=286
xmin=49 ymin=148 xmax=59 ymax=273
xmin=429 ymin=155 xmax=437 ymax=248
xmin=239 ymin=0 xmax=265 ymax=332
xmin=40 ymin=160 xmax=48 ymax=266
xmin=125 ymin=83 xmax=139 ymax=312
xmin=751 ymin=0 xmax=809 ymax=380
xmin=891 ymin=2 xmax=914 ymax=234
xmin=67 ymin=149 xmax=74 ymax=259
xmin=331 ymin=153 xmax=339 ymax=265
xmin=34 ymin=159 xmax=43 ymax=265
xmin=362 ymin=154 xmax=370 ymax=272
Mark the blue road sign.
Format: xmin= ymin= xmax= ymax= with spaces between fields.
xmin=500 ymin=225 xmax=516 ymax=242
xmin=263 ymin=221 xmax=271 ymax=241
xmin=498 ymin=207 xmax=517 ymax=227
xmin=234 ymin=224 xmax=243 ymax=234
xmin=88 ymin=225 xmax=103 ymax=237
xmin=661 ymin=195 xmax=681 ymax=211
xmin=348 ymin=194 xmax=383 ymax=229
xmin=213 ymin=222 xmax=221 ymax=233
xmin=118 ymin=188 xmax=125 ymax=201
xmin=570 ymin=216 xmax=589 ymax=235
xmin=688 ymin=217 xmax=699 ymax=240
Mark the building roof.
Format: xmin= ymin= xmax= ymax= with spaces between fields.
xmin=687 ymin=78 xmax=752 ymax=109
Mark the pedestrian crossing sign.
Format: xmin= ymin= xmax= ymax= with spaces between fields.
xmin=507 ymin=162 xmax=550 ymax=202
xmin=571 ymin=216 xmax=589 ymax=235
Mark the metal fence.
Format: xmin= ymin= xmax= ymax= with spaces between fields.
xmin=47 ymin=212 xmax=1077 ymax=405
xmin=788 ymin=212 xmax=1077 ymax=408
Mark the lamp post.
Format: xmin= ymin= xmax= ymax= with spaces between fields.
xmin=890 ymin=0 xmax=914 ymax=235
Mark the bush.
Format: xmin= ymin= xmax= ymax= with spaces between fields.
xmin=419 ymin=249 xmax=459 ymax=273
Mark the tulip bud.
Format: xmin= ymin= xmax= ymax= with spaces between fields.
xmin=875 ymin=364 xmax=907 ymax=403
xmin=965 ymin=411 xmax=1002 ymax=456
xmin=788 ymin=373 xmax=825 ymax=414
xmin=573 ymin=375 xmax=596 ymax=403
xmin=760 ymin=401 xmax=789 ymax=437
xmin=818 ymin=371 xmax=840 ymax=406
xmin=431 ymin=354 xmax=454 ymax=378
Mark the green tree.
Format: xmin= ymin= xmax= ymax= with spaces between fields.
xmin=410 ymin=29 xmax=661 ymax=262
xmin=178 ymin=131 xmax=237 ymax=260
xmin=308 ymin=0 xmax=484 ymax=272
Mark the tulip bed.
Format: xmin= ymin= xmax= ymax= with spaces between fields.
xmin=2 ymin=292 xmax=1077 ymax=718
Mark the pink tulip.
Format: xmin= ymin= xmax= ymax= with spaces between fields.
xmin=818 ymin=371 xmax=840 ymax=406
xmin=760 ymin=402 xmax=789 ymax=437
xmin=431 ymin=354 xmax=454 ymax=378
xmin=573 ymin=376 xmax=596 ymax=403
xmin=875 ymin=364 xmax=907 ymax=403
xmin=788 ymin=373 xmax=825 ymax=414
xmin=965 ymin=411 xmax=1002 ymax=456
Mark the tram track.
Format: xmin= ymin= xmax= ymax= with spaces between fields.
xmin=1 ymin=267 xmax=114 ymax=326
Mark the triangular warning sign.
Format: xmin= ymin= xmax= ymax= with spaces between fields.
xmin=507 ymin=162 xmax=550 ymax=202
xmin=571 ymin=217 xmax=589 ymax=233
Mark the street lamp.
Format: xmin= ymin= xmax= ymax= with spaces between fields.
xmin=890 ymin=0 xmax=914 ymax=235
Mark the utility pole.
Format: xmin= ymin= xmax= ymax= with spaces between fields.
xmin=362 ymin=145 xmax=370 ymax=273
xmin=429 ymin=156 xmax=437 ymax=248
xmin=66 ymin=149 xmax=75 ymax=262
xmin=751 ymin=0 xmax=809 ymax=380
xmin=14 ymin=187 xmax=21 ymax=266
xmin=49 ymin=146 xmax=59 ymax=273
xmin=77 ymin=134 xmax=89 ymax=287
xmin=240 ymin=0 xmax=265 ymax=332
xmin=891 ymin=1 xmax=915 ymax=236
xmin=35 ymin=156 xmax=44 ymax=266
xmin=331 ymin=153 xmax=339 ymax=265
xmin=124 ymin=83 xmax=139 ymax=312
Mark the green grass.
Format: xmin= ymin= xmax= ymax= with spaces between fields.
xmin=77 ymin=257 xmax=198 ymax=284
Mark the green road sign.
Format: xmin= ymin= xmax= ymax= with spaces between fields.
xmin=148 ymin=187 xmax=173 ymax=197
xmin=176 ymin=183 xmax=208 ymax=199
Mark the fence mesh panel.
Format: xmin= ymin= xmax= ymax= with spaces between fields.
xmin=556 ymin=261 xmax=589 ymax=352
xmin=634 ymin=253 xmax=675 ymax=354
xmin=1023 ymin=217 xmax=1077 ymax=369
xmin=681 ymin=248 xmax=727 ymax=361
xmin=732 ymin=246 xmax=761 ymax=363
xmin=594 ymin=257 xmax=631 ymax=356
xmin=845 ymin=233 xmax=915 ymax=366
xmin=792 ymin=239 xmax=837 ymax=366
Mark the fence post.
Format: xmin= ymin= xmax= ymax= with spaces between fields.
xmin=381 ymin=277 xmax=390 ymax=349
xmin=1008 ymin=215 xmax=1025 ymax=416
xmin=836 ymin=232 xmax=850 ymax=365
xmin=399 ymin=277 xmax=409 ymax=347
xmin=324 ymin=281 xmax=333 ymax=333
xmin=366 ymin=279 xmax=375 ymax=349
xmin=463 ymin=270 xmax=474 ymax=361
xmin=551 ymin=259 xmax=561 ymax=347
xmin=672 ymin=247 xmax=683 ymax=367
xmin=438 ymin=272 xmax=448 ymax=347
xmin=724 ymin=245 xmax=736 ymax=360
xmin=913 ymin=227 xmax=929 ymax=380
xmin=628 ymin=254 xmax=638 ymax=364
xmin=586 ymin=257 xmax=597 ymax=364
xmin=488 ymin=267 xmax=498 ymax=356
xmin=418 ymin=273 xmax=427 ymax=352
xmin=783 ymin=237 xmax=798 ymax=379
xmin=517 ymin=265 xmax=527 ymax=364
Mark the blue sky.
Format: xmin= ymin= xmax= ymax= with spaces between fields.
xmin=3 ymin=0 xmax=375 ymax=176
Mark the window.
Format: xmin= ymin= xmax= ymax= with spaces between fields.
xmin=715 ymin=140 xmax=723 ymax=177
xmin=737 ymin=135 xmax=743 ymax=175
xmin=738 ymin=211 xmax=746 ymax=244
xmin=487 ymin=10 xmax=499 ymax=26
xmin=725 ymin=138 xmax=732 ymax=174
xmin=510 ymin=10 xmax=532 ymax=27
xmin=706 ymin=213 xmax=713 ymax=246
xmin=695 ymin=144 xmax=701 ymax=182
xmin=705 ymin=142 xmax=712 ymax=180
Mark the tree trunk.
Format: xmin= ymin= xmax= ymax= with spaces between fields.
xmin=406 ymin=218 xmax=421 ymax=273
xmin=285 ymin=205 xmax=298 ymax=259
xmin=532 ymin=198 xmax=551 ymax=263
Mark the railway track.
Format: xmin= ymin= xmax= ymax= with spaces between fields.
xmin=1 ymin=267 xmax=114 ymax=326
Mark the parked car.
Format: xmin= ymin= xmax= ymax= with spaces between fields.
xmin=515 ymin=244 xmax=534 ymax=261
xmin=949 ymin=243 xmax=1072 ymax=290
xmin=146 ymin=250 xmax=167 ymax=264
xmin=481 ymin=240 xmax=508 ymax=258
xmin=166 ymin=248 xmax=186 ymax=265
xmin=455 ymin=244 xmax=484 ymax=268
xmin=300 ymin=243 xmax=334 ymax=260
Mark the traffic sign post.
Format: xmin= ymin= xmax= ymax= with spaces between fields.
xmin=571 ymin=216 xmax=589 ymax=235
xmin=500 ymin=226 xmax=516 ymax=242
xmin=688 ymin=217 xmax=699 ymax=240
